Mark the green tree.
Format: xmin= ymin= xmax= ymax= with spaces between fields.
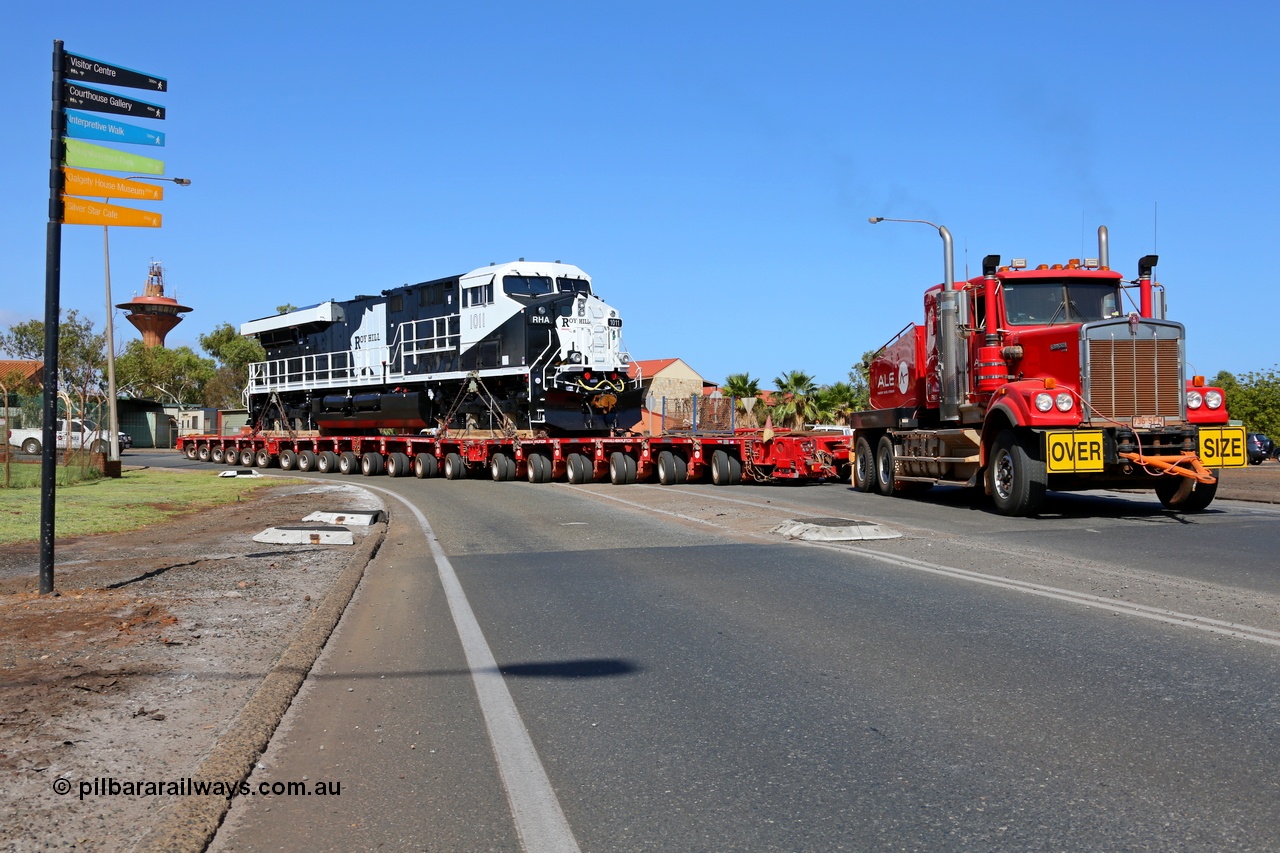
xmin=276 ymin=303 xmax=298 ymax=314
xmin=199 ymin=323 xmax=266 ymax=409
xmin=770 ymin=369 xmax=820 ymax=429
xmin=115 ymin=341 xmax=217 ymax=407
xmin=721 ymin=372 xmax=762 ymax=427
xmin=1215 ymin=366 xmax=1280 ymax=437
xmin=815 ymin=381 xmax=858 ymax=425
xmin=0 ymin=309 xmax=106 ymax=404
xmin=848 ymin=348 xmax=878 ymax=412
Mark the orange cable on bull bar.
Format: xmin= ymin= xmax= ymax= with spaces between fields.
xmin=1117 ymin=451 xmax=1217 ymax=484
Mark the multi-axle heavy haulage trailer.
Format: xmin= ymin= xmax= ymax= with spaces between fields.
xmin=175 ymin=429 xmax=848 ymax=486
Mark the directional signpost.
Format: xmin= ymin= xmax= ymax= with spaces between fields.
xmin=41 ymin=41 xmax=172 ymax=594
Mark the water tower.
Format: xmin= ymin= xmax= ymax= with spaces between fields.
xmin=117 ymin=262 xmax=191 ymax=348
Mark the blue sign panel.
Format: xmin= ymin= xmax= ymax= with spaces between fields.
xmin=64 ymin=109 xmax=165 ymax=147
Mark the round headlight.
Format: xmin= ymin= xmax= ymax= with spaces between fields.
xmin=1205 ymin=390 xmax=1223 ymax=410
xmin=1034 ymin=392 xmax=1054 ymax=413
xmin=1055 ymin=392 xmax=1073 ymax=412
xmin=1186 ymin=390 xmax=1203 ymax=409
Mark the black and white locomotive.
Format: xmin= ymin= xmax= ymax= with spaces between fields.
xmin=240 ymin=260 xmax=641 ymax=436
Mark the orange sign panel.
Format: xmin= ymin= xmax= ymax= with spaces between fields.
xmin=61 ymin=196 xmax=161 ymax=228
xmin=62 ymin=167 xmax=164 ymax=201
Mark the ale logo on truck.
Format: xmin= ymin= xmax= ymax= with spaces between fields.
xmin=1045 ymin=430 xmax=1105 ymax=473
xmin=1198 ymin=426 xmax=1248 ymax=467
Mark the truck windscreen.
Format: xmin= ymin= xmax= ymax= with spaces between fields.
xmin=1003 ymin=280 xmax=1122 ymax=325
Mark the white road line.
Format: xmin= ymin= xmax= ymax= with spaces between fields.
xmin=577 ymin=487 xmax=1280 ymax=649
xmin=363 ymin=485 xmax=581 ymax=853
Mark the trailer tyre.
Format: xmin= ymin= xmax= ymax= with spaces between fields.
xmin=278 ymin=449 xmax=297 ymax=470
xmin=988 ymin=430 xmax=1046 ymax=516
xmin=567 ymin=452 xmax=591 ymax=484
xmin=413 ymin=453 xmax=438 ymax=479
xmin=297 ymin=450 xmax=317 ymax=472
xmin=339 ymin=451 xmax=361 ymax=475
xmin=255 ymin=449 xmax=274 ymax=468
xmin=210 ymin=447 xmax=225 ymax=463
xmin=386 ymin=452 xmax=411 ymax=478
xmin=657 ymin=451 xmax=676 ymax=485
xmin=491 ymin=452 xmax=514 ymax=481
xmin=444 ymin=452 xmax=467 ymax=480
xmin=197 ymin=444 xmax=211 ymax=462
xmin=527 ymin=452 xmax=551 ymax=484
xmin=240 ymin=448 xmax=256 ymax=467
xmin=228 ymin=448 xmax=245 ymax=466
xmin=625 ymin=453 xmax=639 ymax=484
xmin=711 ymin=450 xmax=733 ymax=486
xmin=609 ymin=452 xmax=632 ymax=485
xmin=874 ymin=436 xmax=897 ymax=496
xmin=1154 ymin=473 xmax=1218 ymax=512
xmin=185 ymin=443 xmax=198 ymax=460
xmin=853 ymin=437 xmax=876 ymax=493
xmin=361 ymin=452 xmax=385 ymax=476
xmin=316 ymin=450 xmax=338 ymax=473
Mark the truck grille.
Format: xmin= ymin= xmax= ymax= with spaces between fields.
xmin=1084 ymin=327 xmax=1182 ymax=421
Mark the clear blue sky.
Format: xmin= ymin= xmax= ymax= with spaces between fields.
xmin=2 ymin=1 xmax=1276 ymax=388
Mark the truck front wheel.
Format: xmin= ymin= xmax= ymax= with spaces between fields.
xmin=1154 ymin=474 xmax=1218 ymax=512
xmin=988 ymin=430 xmax=1047 ymax=516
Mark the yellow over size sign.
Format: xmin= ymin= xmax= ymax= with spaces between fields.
xmin=1045 ymin=430 xmax=1105 ymax=473
xmin=1198 ymin=426 xmax=1248 ymax=468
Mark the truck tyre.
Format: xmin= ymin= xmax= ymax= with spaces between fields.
xmin=853 ymin=437 xmax=876 ymax=493
xmin=22 ymin=438 xmax=41 ymax=455
xmin=875 ymin=435 xmax=897 ymax=496
xmin=566 ymin=452 xmax=591 ymax=484
xmin=673 ymin=454 xmax=688 ymax=483
xmin=491 ymin=452 xmax=514 ymax=481
xmin=727 ymin=454 xmax=741 ymax=485
xmin=527 ymin=452 xmax=551 ymax=483
xmin=625 ymin=453 xmax=639 ymax=484
xmin=444 ymin=452 xmax=467 ymax=480
xmin=255 ymin=449 xmax=274 ymax=468
xmin=657 ymin=451 xmax=678 ymax=486
xmin=227 ymin=448 xmax=244 ymax=466
xmin=185 ymin=443 xmax=198 ymax=460
xmin=413 ymin=453 xmax=438 ymax=479
xmin=197 ymin=444 xmax=211 ymax=461
xmin=361 ymin=452 xmax=385 ymax=476
xmin=386 ymin=452 xmax=411 ymax=478
xmin=609 ymin=452 xmax=632 ymax=485
xmin=239 ymin=448 xmax=256 ymax=467
xmin=211 ymin=447 xmax=225 ymax=463
xmin=297 ymin=450 xmax=317 ymax=472
xmin=988 ymin=429 xmax=1046 ymax=516
xmin=339 ymin=450 xmax=361 ymax=474
xmin=278 ymin=449 xmax=297 ymax=470
xmin=316 ymin=450 xmax=338 ymax=473
xmin=711 ymin=450 xmax=732 ymax=486
xmin=1154 ymin=474 xmax=1218 ymax=512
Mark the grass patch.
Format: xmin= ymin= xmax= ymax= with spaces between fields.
xmin=2 ymin=458 xmax=104 ymax=489
xmin=0 ymin=468 xmax=294 ymax=545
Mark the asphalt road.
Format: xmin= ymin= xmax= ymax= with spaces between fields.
xmin=138 ymin=452 xmax=1280 ymax=851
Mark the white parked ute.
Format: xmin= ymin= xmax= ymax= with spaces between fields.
xmin=6 ymin=418 xmax=132 ymax=454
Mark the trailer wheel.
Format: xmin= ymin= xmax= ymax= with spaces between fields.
xmin=527 ymin=452 xmax=551 ymax=484
xmin=853 ymin=437 xmax=876 ymax=493
xmin=491 ymin=452 xmax=514 ymax=481
xmin=316 ymin=450 xmax=338 ymax=473
xmin=567 ymin=452 xmax=592 ymax=484
xmin=210 ymin=446 xmax=225 ymax=463
xmin=657 ymin=451 xmax=678 ymax=486
xmin=386 ymin=452 xmax=411 ymax=478
xmin=228 ymin=448 xmax=244 ymax=466
xmin=711 ymin=450 xmax=733 ymax=486
xmin=297 ymin=450 xmax=318 ymax=472
xmin=609 ymin=452 xmax=632 ymax=485
xmin=184 ymin=443 xmax=198 ymax=460
xmin=625 ymin=453 xmax=639 ymax=484
xmin=444 ymin=452 xmax=467 ymax=480
xmin=339 ymin=451 xmax=361 ymax=475
xmin=361 ymin=452 xmax=385 ymax=476
xmin=874 ymin=436 xmax=897 ymax=496
xmin=239 ymin=448 xmax=256 ymax=467
xmin=1154 ymin=474 xmax=1218 ymax=512
xmin=413 ymin=453 xmax=438 ymax=479
xmin=674 ymin=454 xmax=688 ymax=483
xmin=279 ymin=449 xmax=297 ymax=470
xmin=987 ymin=429 xmax=1046 ymax=516
xmin=197 ymin=444 xmax=211 ymax=461
xmin=255 ymin=449 xmax=274 ymax=468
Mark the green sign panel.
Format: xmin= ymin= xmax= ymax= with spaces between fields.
xmin=63 ymin=138 xmax=163 ymax=175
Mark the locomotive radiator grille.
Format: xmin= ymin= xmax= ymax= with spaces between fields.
xmin=1084 ymin=334 xmax=1181 ymax=421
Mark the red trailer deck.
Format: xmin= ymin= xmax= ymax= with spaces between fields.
xmin=176 ymin=430 xmax=849 ymax=486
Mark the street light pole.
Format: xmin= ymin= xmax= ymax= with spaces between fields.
xmin=102 ymin=176 xmax=191 ymax=468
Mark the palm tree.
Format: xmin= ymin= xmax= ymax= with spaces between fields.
xmin=816 ymin=381 xmax=857 ymax=425
xmin=771 ymin=370 xmax=820 ymax=429
xmin=722 ymin=372 xmax=762 ymax=428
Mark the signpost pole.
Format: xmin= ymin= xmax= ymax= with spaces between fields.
xmin=40 ymin=39 xmax=66 ymax=595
